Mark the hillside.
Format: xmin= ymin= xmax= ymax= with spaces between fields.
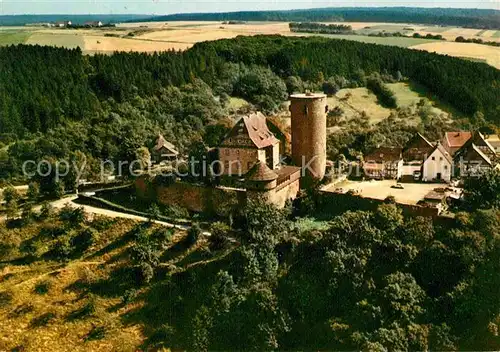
xmin=1 ymin=195 xmax=499 ymax=350
xmin=143 ymin=7 xmax=500 ymax=29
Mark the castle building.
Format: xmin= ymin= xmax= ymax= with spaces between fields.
xmin=138 ymin=93 xmax=329 ymax=213
xmin=290 ymin=93 xmax=328 ymax=184
xmin=218 ymin=112 xmax=280 ymax=176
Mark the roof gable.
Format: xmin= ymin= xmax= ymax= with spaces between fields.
xmin=154 ymin=134 xmax=179 ymax=155
xmin=426 ymin=143 xmax=453 ymax=164
xmin=365 ymin=147 xmax=402 ymax=163
xmin=221 ymin=112 xmax=279 ymax=149
xmin=403 ymin=133 xmax=434 ymax=161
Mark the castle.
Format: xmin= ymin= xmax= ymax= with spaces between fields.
xmin=216 ymin=92 xmax=328 ymax=206
xmin=136 ymin=92 xmax=328 ymax=213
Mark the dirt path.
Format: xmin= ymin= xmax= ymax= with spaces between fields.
xmin=0 ymin=194 xmax=191 ymax=232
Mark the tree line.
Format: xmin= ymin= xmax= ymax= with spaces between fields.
xmin=145 ymin=7 xmax=500 ymax=29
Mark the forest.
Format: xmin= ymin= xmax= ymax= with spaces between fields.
xmin=289 ymin=22 xmax=353 ymax=34
xmin=0 ymin=35 xmax=499 ymax=185
xmin=146 ymin=7 xmax=500 ymax=29
xmin=0 ymin=170 xmax=499 ymax=350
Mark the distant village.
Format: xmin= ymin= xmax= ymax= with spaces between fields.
xmin=26 ymin=20 xmax=109 ymax=28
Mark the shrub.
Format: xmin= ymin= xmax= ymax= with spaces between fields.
xmin=164 ymin=204 xmax=190 ymax=219
xmin=51 ymin=236 xmax=73 ymax=261
xmin=34 ymin=281 xmax=51 ymax=295
xmin=138 ymin=262 xmax=154 ymax=284
xmin=40 ymin=223 xmax=66 ymax=238
xmin=186 ymin=224 xmax=202 ymax=246
xmin=59 ymin=205 xmax=86 ymax=227
xmin=30 ymin=312 xmax=56 ymax=328
xmin=68 ymin=295 xmax=96 ymax=320
xmin=208 ymin=222 xmax=230 ymax=251
xmin=2 ymin=185 xmax=19 ymax=205
xmin=72 ymin=228 xmax=98 ymax=252
xmin=85 ymin=326 xmax=106 ymax=342
xmin=121 ymin=289 xmax=139 ymax=304
xmin=27 ymin=182 xmax=40 ymax=202
xmin=39 ymin=202 xmax=55 ymax=220
xmin=21 ymin=204 xmax=35 ymax=225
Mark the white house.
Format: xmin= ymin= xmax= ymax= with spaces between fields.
xmin=422 ymin=144 xmax=453 ymax=182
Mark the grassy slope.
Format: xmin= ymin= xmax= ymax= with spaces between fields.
xmin=0 ymin=214 xmax=204 ymax=351
xmin=327 ymin=82 xmax=452 ymax=130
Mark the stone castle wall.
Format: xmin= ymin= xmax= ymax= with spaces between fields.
xmin=135 ymin=177 xmax=300 ymax=216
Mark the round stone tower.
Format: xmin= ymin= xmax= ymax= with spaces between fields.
xmin=290 ymin=92 xmax=328 ymax=184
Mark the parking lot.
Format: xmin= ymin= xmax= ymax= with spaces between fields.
xmin=323 ymin=180 xmax=447 ymax=205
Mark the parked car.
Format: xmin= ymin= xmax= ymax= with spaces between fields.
xmin=391 ymin=183 xmax=405 ymax=189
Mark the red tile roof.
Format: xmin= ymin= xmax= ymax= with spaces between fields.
xmin=444 ymin=131 xmax=472 ymax=148
xmin=242 ymin=113 xmax=279 ymax=149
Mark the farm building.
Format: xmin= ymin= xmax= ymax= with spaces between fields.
xmin=363 ymin=147 xmax=403 ymax=180
xmin=152 ymin=134 xmax=179 ymax=163
xmin=422 ymin=144 xmax=453 ymax=182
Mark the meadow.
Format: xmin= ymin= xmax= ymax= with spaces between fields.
xmin=326 ymin=82 xmax=451 ymax=129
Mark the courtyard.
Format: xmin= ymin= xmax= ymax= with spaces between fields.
xmin=323 ymin=179 xmax=448 ymax=205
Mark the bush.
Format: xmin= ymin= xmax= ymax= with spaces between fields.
xmin=138 ymin=262 xmax=154 ymax=284
xmin=30 ymin=312 xmax=56 ymax=328
xmin=2 ymin=185 xmax=19 ymax=205
xmin=367 ymin=77 xmax=397 ymax=108
xmin=27 ymin=182 xmax=40 ymax=202
xmin=85 ymin=326 xmax=106 ymax=342
xmin=186 ymin=224 xmax=202 ymax=246
xmin=121 ymin=289 xmax=139 ymax=304
xmin=208 ymin=222 xmax=230 ymax=251
xmin=72 ymin=228 xmax=98 ymax=253
xmin=51 ymin=236 xmax=73 ymax=261
xmin=34 ymin=281 xmax=51 ymax=295
xmin=40 ymin=223 xmax=66 ymax=238
xmin=39 ymin=202 xmax=55 ymax=220
xmin=59 ymin=205 xmax=86 ymax=227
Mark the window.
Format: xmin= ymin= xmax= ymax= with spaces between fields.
xmin=444 ymin=165 xmax=448 ymax=170
xmin=225 ymin=149 xmax=229 ymax=156
xmin=440 ymin=157 xmax=443 ymax=161
xmin=432 ymin=156 xmax=435 ymax=161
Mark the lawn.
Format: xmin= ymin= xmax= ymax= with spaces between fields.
xmin=228 ymin=97 xmax=249 ymax=110
xmin=387 ymin=82 xmax=450 ymax=118
xmin=328 ymin=87 xmax=392 ymax=124
xmin=317 ymin=34 xmax=438 ymax=48
xmin=0 ymin=30 xmax=31 ymax=46
xmin=25 ymin=32 xmax=85 ymax=49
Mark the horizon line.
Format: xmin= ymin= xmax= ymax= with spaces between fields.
xmin=1 ymin=5 xmax=499 ymax=17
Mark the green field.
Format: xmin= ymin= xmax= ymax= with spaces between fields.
xmin=26 ymin=32 xmax=85 ymax=49
xmin=421 ymin=26 xmax=452 ymax=33
xmin=493 ymin=31 xmax=500 ymax=39
xmin=0 ymin=30 xmax=31 ymax=46
xmin=476 ymin=29 xmax=488 ymax=37
xmin=315 ymin=33 xmax=438 ymax=48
